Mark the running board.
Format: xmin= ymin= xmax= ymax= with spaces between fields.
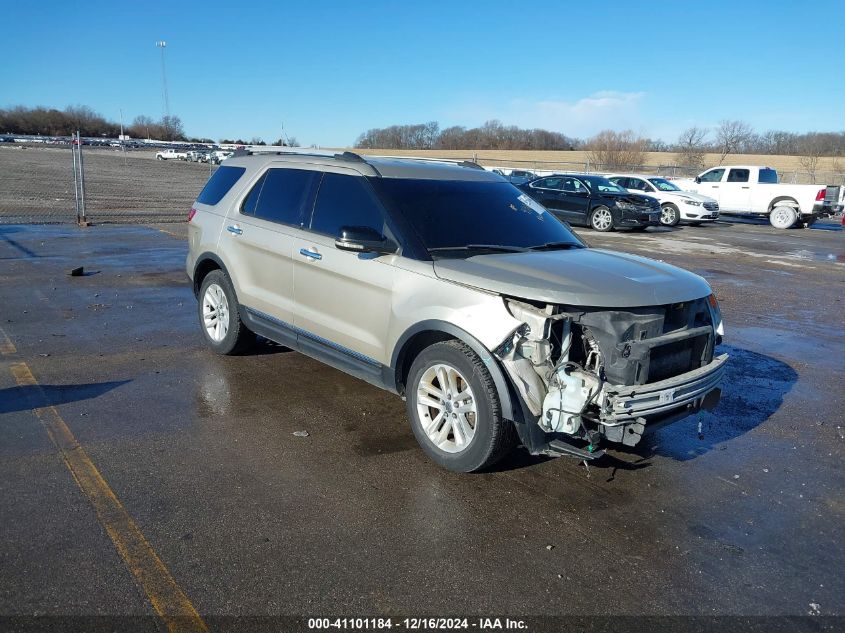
xmin=546 ymin=439 xmax=605 ymax=460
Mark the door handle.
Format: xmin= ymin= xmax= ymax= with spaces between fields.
xmin=299 ymin=248 xmax=322 ymax=260
xmin=227 ymin=225 xmax=242 ymax=235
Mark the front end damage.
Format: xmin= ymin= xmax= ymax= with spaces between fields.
xmin=494 ymin=296 xmax=728 ymax=458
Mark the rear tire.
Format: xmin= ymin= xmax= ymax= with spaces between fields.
xmin=770 ymin=206 xmax=798 ymax=229
xmin=197 ymin=270 xmax=255 ymax=355
xmin=406 ymin=340 xmax=516 ymax=472
xmin=589 ymin=206 xmax=614 ymax=232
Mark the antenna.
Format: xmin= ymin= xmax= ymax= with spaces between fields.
xmin=155 ymin=41 xmax=170 ymax=121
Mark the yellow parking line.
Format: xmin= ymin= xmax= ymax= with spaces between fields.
xmin=9 ymin=361 xmax=209 ymax=633
xmin=0 ymin=326 xmax=16 ymax=355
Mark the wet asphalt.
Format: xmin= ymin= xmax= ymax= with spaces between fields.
xmin=0 ymin=218 xmax=843 ymax=626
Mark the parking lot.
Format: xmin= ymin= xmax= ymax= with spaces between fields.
xmin=1 ymin=217 xmax=843 ymax=631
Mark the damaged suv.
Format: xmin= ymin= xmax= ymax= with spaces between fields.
xmin=187 ymin=151 xmax=727 ymax=472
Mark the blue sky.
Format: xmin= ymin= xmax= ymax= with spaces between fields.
xmin=2 ymin=0 xmax=843 ymax=146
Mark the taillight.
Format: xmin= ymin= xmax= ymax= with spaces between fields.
xmin=815 ymin=188 xmax=825 ymax=202
xmin=188 ymin=207 xmax=197 ymax=222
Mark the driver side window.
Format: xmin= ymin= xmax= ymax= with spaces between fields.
xmin=309 ymin=173 xmax=386 ymax=238
xmin=699 ymin=169 xmax=725 ymax=183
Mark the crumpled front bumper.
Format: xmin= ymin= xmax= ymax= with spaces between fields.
xmin=601 ymin=352 xmax=728 ymax=424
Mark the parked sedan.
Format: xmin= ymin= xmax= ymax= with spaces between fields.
xmin=608 ymin=174 xmax=719 ymax=226
xmin=518 ymin=174 xmax=661 ymax=231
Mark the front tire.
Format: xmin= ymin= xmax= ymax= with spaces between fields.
xmin=589 ymin=206 xmax=614 ymax=232
xmin=660 ymin=203 xmax=680 ymax=226
xmin=406 ymin=340 xmax=516 ymax=472
xmin=198 ymin=270 xmax=255 ymax=355
xmin=770 ymin=206 xmax=798 ymax=229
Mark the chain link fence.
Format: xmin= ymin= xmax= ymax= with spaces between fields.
xmin=0 ymin=145 xmax=216 ymax=224
xmin=2 ymin=144 xmax=843 ymax=226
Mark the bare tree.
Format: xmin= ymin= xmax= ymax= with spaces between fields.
xmin=797 ymin=134 xmax=828 ymax=183
xmin=715 ymin=120 xmax=754 ymax=164
xmin=675 ymin=126 xmax=709 ymax=170
xmin=584 ymin=130 xmax=648 ymax=170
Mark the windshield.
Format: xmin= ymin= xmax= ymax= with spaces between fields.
xmin=368 ymin=178 xmax=585 ymax=256
xmin=579 ymin=175 xmax=627 ymax=194
xmin=648 ymin=177 xmax=682 ymax=192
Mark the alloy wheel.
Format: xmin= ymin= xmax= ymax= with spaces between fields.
xmin=416 ymin=363 xmax=477 ymax=453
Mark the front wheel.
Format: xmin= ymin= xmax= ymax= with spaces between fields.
xmin=406 ymin=340 xmax=516 ymax=472
xmin=770 ymin=206 xmax=798 ymax=229
xmin=660 ymin=203 xmax=680 ymax=226
xmin=589 ymin=206 xmax=614 ymax=232
xmin=157 ymin=155 xmax=164 ymax=161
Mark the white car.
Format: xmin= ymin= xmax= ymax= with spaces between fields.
xmin=608 ymin=174 xmax=719 ymax=226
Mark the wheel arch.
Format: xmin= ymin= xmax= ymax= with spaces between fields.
xmin=390 ymin=320 xmax=524 ymax=424
xmin=768 ymin=196 xmax=799 ymax=213
xmin=192 ymin=252 xmax=230 ymax=298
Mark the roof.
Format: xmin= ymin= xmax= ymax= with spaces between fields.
xmin=223 ymin=151 xmax=504 ymax=182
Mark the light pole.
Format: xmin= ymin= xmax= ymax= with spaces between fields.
xmin=155 ymin=41 xmax=170 ymax=123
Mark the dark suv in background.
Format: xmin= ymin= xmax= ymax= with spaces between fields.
xmin=519 ymin=174 xmax=661 ymax=231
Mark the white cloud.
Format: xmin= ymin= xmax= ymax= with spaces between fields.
xmin=446 ymin=91 xmax=647 ymax=137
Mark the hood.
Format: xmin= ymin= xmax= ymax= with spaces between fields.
xmin=604 ymin=192 xmax=659 ymax=206
xmin=670 ymin=191 xmax=717 ymax=203
xmin=433 ymin=248 xmax=711 ymax=308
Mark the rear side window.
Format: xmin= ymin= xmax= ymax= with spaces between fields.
xmin=196 ymin=166 xmax=246 ymax=205
xmin=241 ymin=168 xmax=319 ymax=226
xmin=727 ymin=168 xmax=750 ymax=183
xmin=532 ymin=177 xmax=563 ymax=189
xmin=309 ymin=173 xmax=385 ymax=237
xmin=759 ymin=168 xmax=778 ymax=184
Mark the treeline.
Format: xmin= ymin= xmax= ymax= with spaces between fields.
xmin=0 ymin=105 xmax=201 ymax=142
xmin=355 ymin=120 xmax=579 ymax=151
xmin=355 ymin=119 xmax=845 ymax=161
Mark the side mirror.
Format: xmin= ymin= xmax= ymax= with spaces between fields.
xmin=694 ymin=176 xmax=701 ymax=184
xmin=335 ymin=226 xmax=397 ymax=255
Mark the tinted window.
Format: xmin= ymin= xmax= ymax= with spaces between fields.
xmin=241 ymin=172 xmax=266 ymax=216
xmin=310 ymin=173 xmax=386 ymax=237
xmin=759 ymin=168 xmax=778 ymax=184
xmin=699 ymin=169 xmax=725 ymax=182
xmin=727 ymin=169 xmax=750 ymax=183
xmin=369 ymin=179 xmax=585 ymax=254
xmin=609 ymin=177 xmax=629 ymax=189
xmin=196 ymin=166 xmax=246 ymax=205
xmin=561 ymin=177 xmax=587 ymax=193
xmin=532 ymin=177 xmax=563 ymax=189
xmin=248 ymin=168 xmax=319 ymax=225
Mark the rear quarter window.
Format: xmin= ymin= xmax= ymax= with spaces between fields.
xmin=196 ymin=166 xmax=246 ymax=205
xmin=758 ymin=168 xmax=778 ymax=184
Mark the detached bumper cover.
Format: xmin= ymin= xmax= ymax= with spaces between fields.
xmin=601 ymin=353 xmax=728 ymax=423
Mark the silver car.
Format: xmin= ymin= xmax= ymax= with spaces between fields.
xmin=186 ymin=151 xmax=727 ymax=472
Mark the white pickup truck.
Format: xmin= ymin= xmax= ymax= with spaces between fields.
xmin=155 ymin=149 xmax=188 ymax=161
xmin=675 ymin=165 xmax=836 ymax=229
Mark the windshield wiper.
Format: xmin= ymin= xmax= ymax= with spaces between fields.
xmin=428 ymin=244 xmax=530 ymax=254
xmin=528 ymin=241 xmax=583 ymax=251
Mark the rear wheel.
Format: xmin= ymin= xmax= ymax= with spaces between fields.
xmin=660 ymin=203 xmax=680 ymax=226
xmin=770 ymin=206 xmax=798 ymax=229
xmin=198 ymin=270 xmax=255 ymax=355
xmin=589 ymin=206 xmax=614 ymax=232
xmin=406 ymin=340 xmax=516 ymax=472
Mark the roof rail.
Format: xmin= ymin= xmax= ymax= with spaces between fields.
xmin=457 ymin=160 xmax=485 ymax=170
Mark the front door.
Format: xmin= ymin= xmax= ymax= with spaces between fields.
xmin=719 ymin=167 xmax=753 ymax=212
xmin=291 ymin=170 xmax=395 ymax=369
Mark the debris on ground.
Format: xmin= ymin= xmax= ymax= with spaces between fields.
xmin=292 ymin=430 xmax=310 ymax=437
xmin=69 ymin=266 xmax=84 ymax=277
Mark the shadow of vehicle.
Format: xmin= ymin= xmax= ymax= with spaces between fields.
xmin=631 ymin=344 xmax=797 ymax=461
xmin=0 ymin=380 xmax=130 ymax=415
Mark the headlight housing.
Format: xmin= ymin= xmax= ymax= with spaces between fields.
xmin=708 ymin=293 xmax=725 ymax=337
xmin=616 ymin=201 xmax=639 ymax=211
xmin=682 ymin=199 xmax=702 ymax=206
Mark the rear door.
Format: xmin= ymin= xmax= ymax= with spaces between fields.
xmin=556 ymin=176 xmax=592 ymax=224
xmin=219 ymin=165 xmax=319 ymax=334
xmin=719 ymin=168 xmax=753 ymax=211
xmin=526 ymin=177 xmax=565 ymax=211
xmin=291 ymin=170 xmax=395 ymax=369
